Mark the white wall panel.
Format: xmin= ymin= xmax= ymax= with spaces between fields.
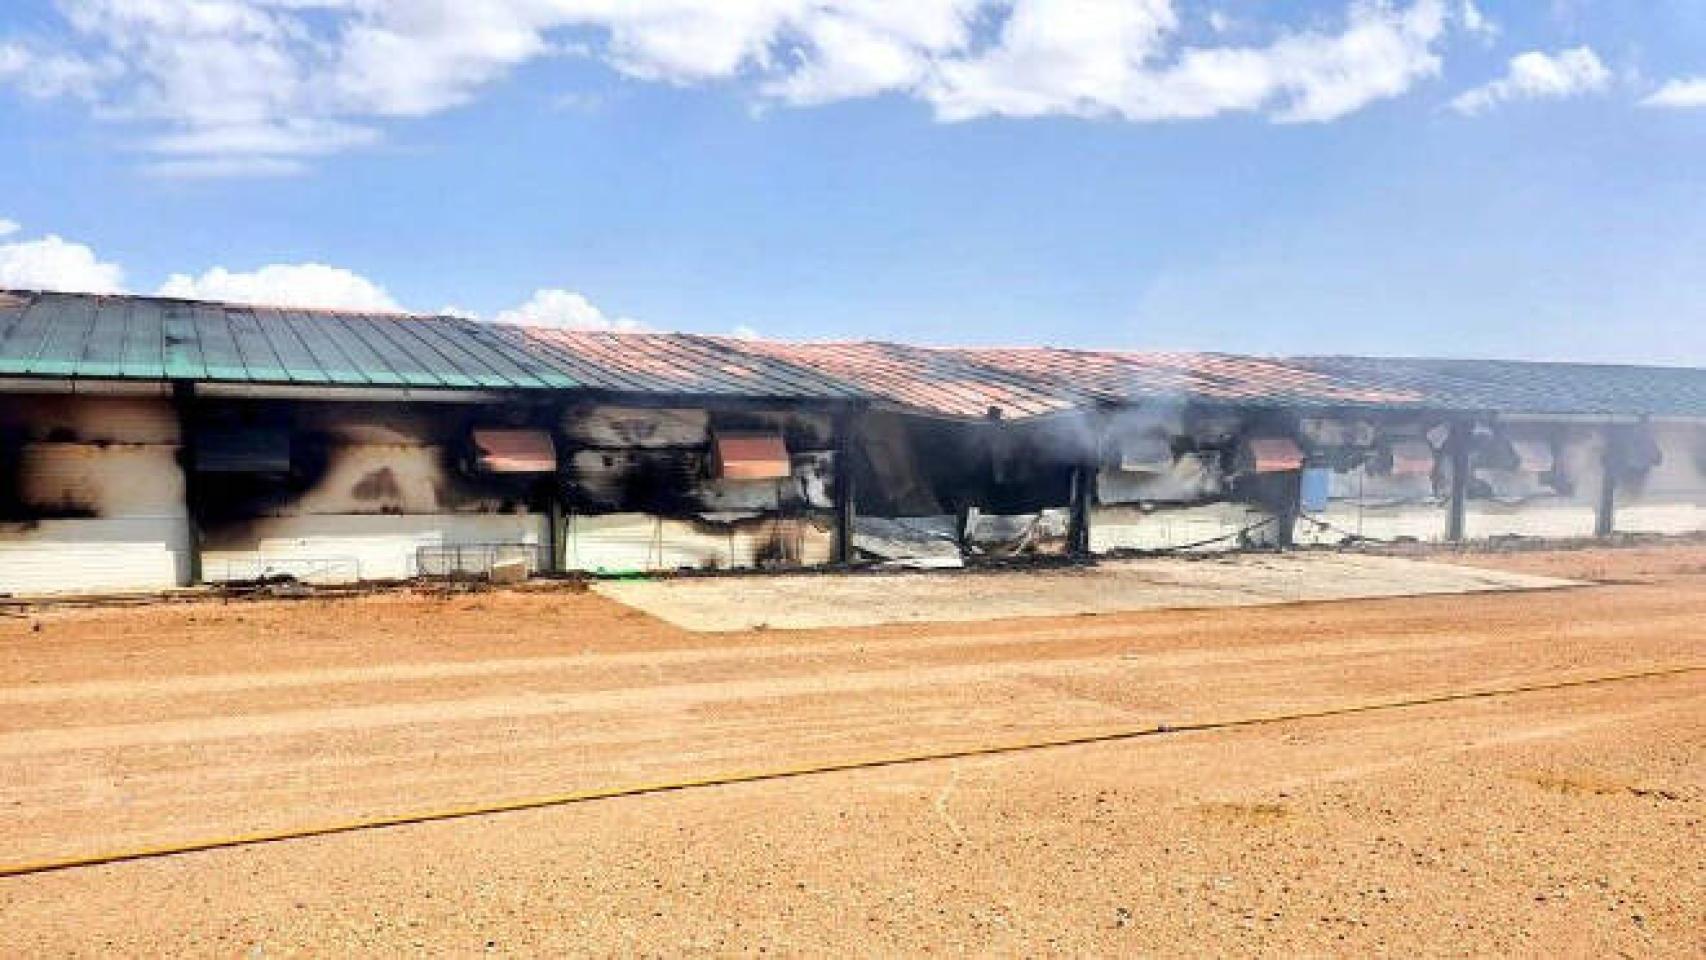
xmin=564 ymin=513 xmax=833 ymax=574
xmin=1295 ymin=503 xmax=1449 ymax=545
xmin=202 ymin=514 xmax=548 ymax=583
xmin=1464 ymin=501 xmax=1598 ymax=540
xmin=1614 ymin=423 xmax=1705 ymax=535
xmin=0 ymin=517 xmax=189 ymax=596
xmin=1090 ymin=502 xmax=1279 ymax=554
xmin=0 ymin=412 xmax=190 ymax=596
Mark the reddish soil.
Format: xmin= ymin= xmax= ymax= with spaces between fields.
xmin=0 ymin=545 xmax=1701 ymax=956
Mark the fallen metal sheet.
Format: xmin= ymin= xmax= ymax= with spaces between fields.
xmin=964 ymin=508 xmax=1070 ymax=556
xmin=592 ymin=553 xmax=1580 ymax=632
xmin=851 ymin=515 xmax=962 ymax=564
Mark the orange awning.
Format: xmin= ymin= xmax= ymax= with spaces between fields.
xmin=1245 ymin=435 xmax=1304 ymax=473
xmin=713 ymin=431 xmax=791 ymax=480
xmin=473 ymin=429 xmax=557 ymax=473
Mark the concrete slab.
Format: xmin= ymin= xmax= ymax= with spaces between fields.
xmin=592 ymin=553 xmax=1582 ymax=632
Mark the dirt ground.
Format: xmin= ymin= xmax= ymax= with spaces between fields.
xmin=0 ymin=544 xmax=1701 ymax=956
xmin=593 ymin=553 xmax=1577 ymax=631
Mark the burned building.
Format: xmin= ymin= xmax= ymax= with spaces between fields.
xmin=1 ymin=289 xmax=1703 ymax=595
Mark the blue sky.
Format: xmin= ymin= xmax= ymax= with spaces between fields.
xmin=1 ymin=1 xmax=1703 ymax=364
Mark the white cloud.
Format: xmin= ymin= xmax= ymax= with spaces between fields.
xmin=147 ymin=119 xmax=380 ymax=158
xmin=0 ymin=40 xmax=109 ymax=100
xmin=1450 ymin=46 xmax=1610 ymax=115
xmin=141 ymin=156 xmax=312 ymax=179
xmin=929 ymin=0 xmax=1449 ymax=124
xmin=762 ymin=1 xmax=981 ymax=106
xmin=493 ymin=288 xmax=645 ymax=331
xmin=1641 ymin=77 xmax=1706 ymax=110
xmin=0 ymin=221 xmax=644 ymax=331
xmin=0 ymin=234 xmax=126 ymax=293
xmin=1 ymin=0 xmax=1482 ymax=174
xmin=156 ymin=263 xmax=403 ymax=311
xmin=1459 ymin=0 xmax=1496 ymax=40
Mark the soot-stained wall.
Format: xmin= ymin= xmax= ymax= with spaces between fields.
xmin=0 ymin=394 xmax=191 ymax=594
xmin=1615 ymin=421 xmax=1706 ymax=535
xmin=196 ymin=399 xmax=557 ymax=582
xmin=1459 ymin=419 xmax=1604 ymax=540
xmin=1092 ymin=406 xmax=1297 ymax=553
xmin=848 ymin=411 xmax=1081 ymax=561
xmin=558 ymin=404 xmax=837 ymax=572
xmin=1291 ymin=414 xmax=1454 ymax=545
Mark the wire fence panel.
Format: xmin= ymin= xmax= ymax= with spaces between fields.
xmin=415 ymin=543 xmax=552 ymax=579
xmin=207 ymin=556 xmax=362 ymax=586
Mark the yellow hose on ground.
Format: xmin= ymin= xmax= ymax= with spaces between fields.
xmin=1 ymin=663 xmax=1698 ymax=880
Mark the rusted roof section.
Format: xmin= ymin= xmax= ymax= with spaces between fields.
xmin=955 ymin=348 xmax=1425 ymax=408
xmin=493 ymin=327 xmax=866 ymax=400
xmin=723 ymin=339 xmax=1078 ymax=419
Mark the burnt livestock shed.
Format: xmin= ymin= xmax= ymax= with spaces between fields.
xmin=2 ymin=287 xmax=1704 ymax=596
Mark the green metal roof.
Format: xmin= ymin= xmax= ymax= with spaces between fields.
xmin=1290 ymin=356 xmax=1706 ymax=419
xmin=0 ymin=291 xmax=579 ymax=390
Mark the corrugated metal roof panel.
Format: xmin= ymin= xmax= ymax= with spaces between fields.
xmin=120 ymin=297 xmax=166 ymax=379
xmin=502 ymin=327 xmax=866 ymax=400
xmin=1 ymin=290 xmax=1701 ymax=421
xmin=725 ymin=340 xmax=1078 ymax=419
xmin=956 ymin=348 xmax=1426 ymax=408
xmin=1290 ymin=356 xmax=1706 ymax=417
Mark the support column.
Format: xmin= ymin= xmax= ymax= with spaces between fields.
xmin=1067 ymin=411 xmax=1104 ymax=559
xmin=1274 ymin=471 xmax=1300 ymax=549
xmin=1446 ymin=419 xmax=1472 ymax=542
xmin=833 ymin=409 xmax=858 ymax=565
xmin=547 ymin=411 xmax=567 ymax=575
xmin=1068 ymin=467 xmax=1090 ymax=557
xmin=1595 ymin=424 xmax=1618 ymax=538
xmin=547 ymin=498 xmax=564 ymax=574
xmin=171 ymin=381 xmax=202 ymax=586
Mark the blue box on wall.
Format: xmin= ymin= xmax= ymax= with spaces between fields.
xmin=1300 ymin=467 xmax=1332 ymax=513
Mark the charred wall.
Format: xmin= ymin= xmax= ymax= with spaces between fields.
xmin=849 ymin=411 xmax=1081 ymax=518
xmin=846 ymin=410 xmax=1082 ymax=562
xmin=0 ymin=394 xmax=183 ymax=524
xmin=1614 ymin=421 xmax=1706 ymax=535
xmin=190 ymin=399 xmax=561 ymax=582
xmin=0 ymin=394 xmax=190 ymax=595
xmin=1459 ymin=418 xmax=1604 ymax=540
xmin=192 ymin=399 xmax=558 ymax=548
xmin=556 ymin=404 xmax=838 ymax=572
xmin=1092 ymin=405 xmax=1302 ymax=553
xmin=1291 ymin=413 xmax=1454 ymax=545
